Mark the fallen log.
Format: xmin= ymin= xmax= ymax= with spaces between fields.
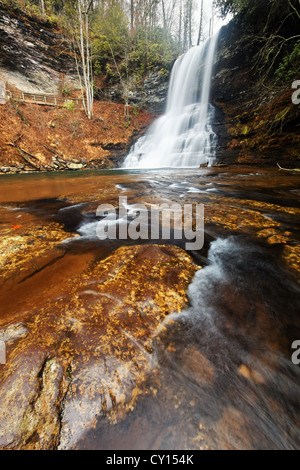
xmin=8 ymin=142 xmax=41 ymax=170
xmin=12 ymin=133 xmax=23 ymax=145
xmin=8 ymin=142 xmax=40 ymax=160
xmin=42 ymin=144 xmax=63 ymax=158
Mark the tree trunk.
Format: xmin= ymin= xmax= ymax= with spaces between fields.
xmin=162 ymin=0 xmax=167 ymax=30
xmin=197 ymin=0 xmax=203 ymax=45
xmin=130 ymin=0 xmax=134 ymax=32
xmin=178 ymin=0 xmax=182 ymax=46
xmin=78 ymin=0 xmax=93 ymax=119
xmin=40 ymin=0 xmax=46 ymax=18
xmin=188 ymin=0 xmax=192 ymax=48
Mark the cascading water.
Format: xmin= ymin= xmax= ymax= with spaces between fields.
xmin=123 ymin=32 xmax=219 ymax=169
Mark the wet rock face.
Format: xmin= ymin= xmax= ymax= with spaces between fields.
xmin=102 ymin=71 xmax=169 ymax=115
xmin=210 ymin=22 xmax=257 ymax=164
xmin=130 ymin=72 xmax=169 ymax=114
xmin=0 ymin=7 xmax=78 ymax=93
xmin=0 ymin=243 xmax=197 ymax=449
xmin=212 ymin=23 xmax=254 ymax=104
xmin=210 ymin=22 xmax=300 ymax=167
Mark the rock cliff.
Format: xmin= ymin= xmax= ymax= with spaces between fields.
xmin=0 ymin=6 xmax=79 ymax=93
xmin=211 ymin=21 xmax=300 ymax=167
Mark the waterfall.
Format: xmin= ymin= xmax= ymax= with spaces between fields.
xmin=123 ymin=32 xmax=219 ymax=169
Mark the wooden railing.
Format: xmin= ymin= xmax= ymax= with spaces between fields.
xmin=6 ymin=90 xmax=85 ymax=109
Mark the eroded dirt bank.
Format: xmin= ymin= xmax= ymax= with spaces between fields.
xmin=0 ymin=100 xmax=154 ymax=173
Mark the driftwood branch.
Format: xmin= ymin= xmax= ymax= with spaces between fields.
xmin=277 ymin=163 xmax=300 ymax=172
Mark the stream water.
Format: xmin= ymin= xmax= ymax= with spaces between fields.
xmin=0 ymin=167 xmax=299 ymax=449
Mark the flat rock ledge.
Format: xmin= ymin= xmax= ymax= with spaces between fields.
xmin=0 ymin=244 xmax=198 ymax=450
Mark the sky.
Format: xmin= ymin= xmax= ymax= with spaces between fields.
xmin=200 ymin=0 xmax=232 ymax=41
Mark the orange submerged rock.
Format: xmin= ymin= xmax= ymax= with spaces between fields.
xmin=0 ymin=244 xmax=198 ymax=450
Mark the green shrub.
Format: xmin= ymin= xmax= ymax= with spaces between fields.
xmin=62 ymin=82 xmax=72 ymax=97
xmin=63 ymin=100 xmax=75 ymax=111
xmin=275 ymin=41 xmax=300 ymax=83
xmin=93 ymin=60 xmax=102 ymax=77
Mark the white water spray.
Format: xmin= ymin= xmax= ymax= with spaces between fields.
xmin=123 ymin=32 xmax=219 ymax=169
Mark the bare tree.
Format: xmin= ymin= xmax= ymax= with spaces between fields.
xmin=130 ymin=0 xmax=134 ymax=31
xmin=162 ymin=0 xmax=167 ymax=29
xmin=182 ymin=0 xmax=193 ymax=50
xmin=188 ymin=0 xmax=193 ymax=48
xmin=77 ymin=0 xmax=94 ymax=119
xmin=40 ymin=0 xmax=46 ymax=18
xmin=178 ymin=0 xmax=183 ymax=46
xmin=197 ymin=0 xmax=204 ymax=45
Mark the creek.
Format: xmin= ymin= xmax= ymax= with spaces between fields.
xmin=0 ymin=167 xmax=299 ymax=449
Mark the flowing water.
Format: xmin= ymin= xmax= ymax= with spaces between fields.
xmin=123 ymin=33 xmax=219 ymax=169
xmin=0 ymin=167 xmax=299 ymax=450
